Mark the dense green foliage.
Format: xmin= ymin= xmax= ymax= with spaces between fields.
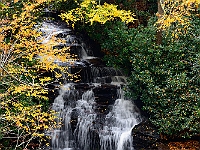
xmin=98 ymin=16 xmax=200 ymax=138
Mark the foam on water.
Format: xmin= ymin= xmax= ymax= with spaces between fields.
xmin=39 ymin=21 xmax=141 ymax=150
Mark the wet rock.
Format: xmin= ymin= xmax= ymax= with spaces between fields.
xmin=132 ymin=120 xmax=169 ymax=150
xmin=93 ymin=84 xmax=119 ymax=105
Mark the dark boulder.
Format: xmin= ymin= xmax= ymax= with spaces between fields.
xmin=132 ymin=120 xmax=169 ymax=150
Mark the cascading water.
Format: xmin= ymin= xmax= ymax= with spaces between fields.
xmin=40 ymin=20 xmax=141 ymax=150
xmin=99 ymin=89 xmax=140 ymax=150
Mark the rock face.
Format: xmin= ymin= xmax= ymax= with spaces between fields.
xmin=132 ymin=120 xmax=169 ymax=150
xmin=132 ymin=120 xmax=200 ymax=150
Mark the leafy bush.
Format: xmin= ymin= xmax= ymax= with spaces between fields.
xmin=101 ymin=16 xmax=200 ymax=138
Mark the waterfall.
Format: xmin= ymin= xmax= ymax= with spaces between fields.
xmin=99 ymin=89 xmax=139 ymax=150
xmin=39 ymin=20 xmax=141 ymax=150
xmin=51 ymin=86 xmax=140 ymax=150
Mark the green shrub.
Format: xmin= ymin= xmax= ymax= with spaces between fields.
xmin=101 ymin=16 xmax=200 ymax=138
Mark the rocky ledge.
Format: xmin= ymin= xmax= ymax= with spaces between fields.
xmin=132 ymin=120 xmax=200 ymax=150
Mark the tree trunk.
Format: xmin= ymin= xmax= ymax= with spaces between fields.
xmin=156 ymin=0 xmax=164 ymax=44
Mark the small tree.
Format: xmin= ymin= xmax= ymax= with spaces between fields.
xmin=0 ymin=0 xmax=71 ymax=149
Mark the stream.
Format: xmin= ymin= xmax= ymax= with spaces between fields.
xmin=39 ymin=20 xmax=141 ymax=150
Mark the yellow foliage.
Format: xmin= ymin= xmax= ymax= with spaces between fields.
xmin=59 ymin=0 xmax=135 ymax=27
xmin=1 ymin=100 xmax=59 ymax=137
xmin=157 ymin=0 xmax=200 ymax=30
xmin=0 ymin=0 xmax=69 ymax=148
xmin=0 ymin=0 xmax=79 ymax=99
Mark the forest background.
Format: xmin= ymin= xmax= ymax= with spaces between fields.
xmin=0 ymin=0 xmax=199 ymax=149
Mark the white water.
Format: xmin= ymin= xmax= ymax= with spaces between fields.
xmin=75 ymin=90 xmax=97 ymax=150
xmin=51 ymin=85 xmax=140 ymax=150
xmin=39 ymin=21 xmax=141 ymax=150
xmin=99 ymin=89 xmax=140 ymax=150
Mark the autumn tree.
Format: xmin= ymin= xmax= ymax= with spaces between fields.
xmin=0 ymin=0 xmax=68 ymax=149
xmin=156 ymin=0 xmax=200 ymax=41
